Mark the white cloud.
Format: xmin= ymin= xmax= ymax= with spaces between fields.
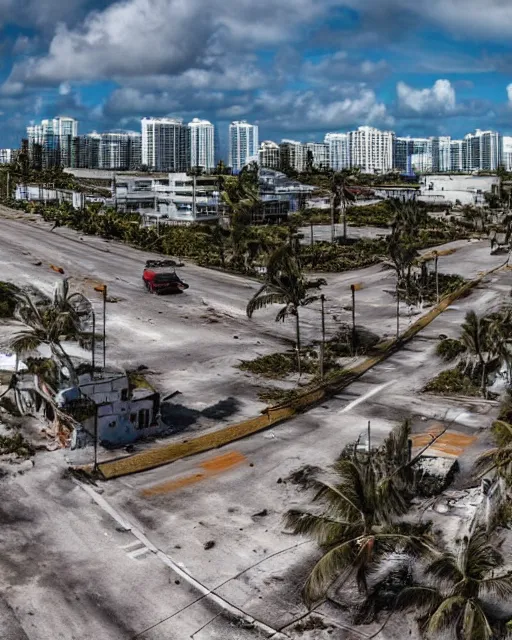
xmin=397 ymin=79 xmax=456 ymax=114
xmin=302 ymin=51 xmax=389 ymax=83
xmin=59 ymin=82 xmax=71 ymax=95
xmin=255 ymin=85 xmax=394 ymax=131
xmin=507 ymin=83 xmax=512 ymax=103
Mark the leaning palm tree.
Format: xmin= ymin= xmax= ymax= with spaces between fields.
xmin=395 ymin=530 xmax=512 ymax=640
xmin=10 ymin=290 xmax=82 ymax=386
xmin=285 ymin=423 xmax=433 ymax=605
xmin=246 ymin=246 xmax=326 ymax=375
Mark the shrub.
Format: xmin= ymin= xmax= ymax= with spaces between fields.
xmin=0 ymin=282 xmax=19 ymax=318
xmin=239 ymin=351 xmax=318 ymax=379
xmin=0 ymin=432 xmax=34 ymax=458
xmin=424 ymin=367 xmax=480 ymax=396
xmin=436 ymin=338 xmax=465 ymax=361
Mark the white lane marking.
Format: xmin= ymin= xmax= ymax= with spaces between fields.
xmin=120 ymin=540 xmax=144 ymax=551
xmin=340 ymin=380 xmax=396 ymax=414
xmin=128 ymin=547 xmax=152 ymax=560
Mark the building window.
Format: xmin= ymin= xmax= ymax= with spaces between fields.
xmin=121 ymin=388 xmax=128 ymax=401
xmin=137 ymin=409 xmax=150 ymax=430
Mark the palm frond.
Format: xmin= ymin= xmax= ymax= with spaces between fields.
xmin=302 ymin=537 xmax=361 ymax=607
xmin=283 ymin=509 xmax=355 ymax=545
xmin=480 ymin=572 xmax=512 ymax=599
xmin=246 ymin=291 xmax=286 ymax=318
xmin=394 ymin=585 xmax=442 ymax=614
xmin=10 ymin=331 xmax=44 ymax=354
xmin=426 ymin=595 xmax=466 ymax=634
xmin=426 ymin=554 xmax=464 ymax=585
xmin=461 ymin=600 xmax=493 ymax=640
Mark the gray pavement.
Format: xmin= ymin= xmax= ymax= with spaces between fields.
xmin=0 ymin=207 xmax=510 ymax=639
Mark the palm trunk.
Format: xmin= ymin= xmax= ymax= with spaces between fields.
xmin=342 ymin=200 xmax=347 ymax=241
xmin=330 ymin=195 xmax=335 ymax=243
xmin=295 ymin=310 xmax=301 ymax=377
xmin=480 ymin=359 xmax=487 ymax=398
xmin=52 ymin=342 xmax=79 ymax=387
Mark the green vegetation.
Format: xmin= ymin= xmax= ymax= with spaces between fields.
xmin=424 ymin=366 xmax=481 ymax=396
xmin=127 ymin=371 xmax=155 ymax=391
xmin=239 ymin=351 xmax=318 ymax=379
xmin=435 ymin=337 xmax=466 ymax=361
xmin=284 ymin=421 xmax=434 ymax=604
xmin=0 ymin=281 xmax=20 ymax=318
xmin=0 ymin=432 xmax=34 ymax=458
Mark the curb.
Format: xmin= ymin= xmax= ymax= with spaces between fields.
xmin=85 ymin=259 xmax=507 ymax=480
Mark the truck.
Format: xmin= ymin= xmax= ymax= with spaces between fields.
xmin=142 ymin=260 xmax=189 ymax=294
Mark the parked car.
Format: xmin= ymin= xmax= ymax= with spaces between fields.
xmin=142 ymin=260 xmax=189 ymax=294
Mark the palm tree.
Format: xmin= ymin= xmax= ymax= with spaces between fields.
xmin=10 ymin=290 xmax=83 ymax=387
xmin=395 ymin=530 xmax=512 ymax=640
xmin=284 ymin=422 xmax=433 ymax=605
xmin=460 ymin=311 xmax=496 ymax=396
xmin=329 ymin=170 xmax=357 ymax=242
xmin=246 ymin=246 xmax=326 ymax=375
xmin=475 ymin=420 xmax=512 ymax=482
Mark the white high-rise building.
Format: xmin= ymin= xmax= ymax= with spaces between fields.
xmin=431 ymin=136 xmax=451 ymax=172
xmin=305 ymin=142 xmax=329 ymax=170
xmin=503 ymin=136 xmax=512 ymax=171
xmin=279 ymin=140 xmax=306 ymax=172
xmin=229 ymin=121 xmax=259 ymax=172
xmin=450 ymin=140 xmax=464 ymax=172
xmin=258 ymin=140 xmax=280 ymax=169
xmin=188 ymin=118 xmax=215 ymax=171
xmin=348 ymin=126 xmax=394 ymax=174
xmin=0 ymin=149 xmax=14 ymax=164
xmin=26 ymin=116 xmax=78 ymax=167
xmin=141 ymin=117 xmax=190 ymax=172
xmin=462 ymin=129 xmax=502 ymax=172
xmin=324 ymin=133 xmax=349 ymax=170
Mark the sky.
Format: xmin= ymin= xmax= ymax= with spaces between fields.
xmin=1 ymin=0 xmax=512 ymax=158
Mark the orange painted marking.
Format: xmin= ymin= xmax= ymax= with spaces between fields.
xmin=412 ymin=429 xmax=477 ymax=459
xmin=141 ymin=450 xmax=248 ymax=497
xmin=199 ymin=450 xmax=246 ymax=472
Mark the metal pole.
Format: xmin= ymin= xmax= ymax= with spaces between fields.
xmin=351 ymin=285 xmax=356 ymax=355
xmin=102 ymin=286 xmax=107 ymax=369
xmin=193 ymin=175 xmax=197 ymax=219
xmin=434 ymin=252 xmax=439 ymax=303
xmin=396 ymin=279 xmax=400 ymax=340
xmin=367 ymin=420 xmax=371 ymax=454
xmin=330 ymin=194 xmax=335 ymax=243
xmin=320 ymin=294 xmax=326 ymax=379
xmin=310 ymin=222 xmax=314 ymax=246
xmin=6 ymin=172 xmax=10 ymax=200
xmin=91 ymin=311 xmax=96 ymax=375
xmin=93 ymin=407 xmax=98 ymax=473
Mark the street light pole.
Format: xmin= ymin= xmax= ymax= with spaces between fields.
xmin=94 ymin=284 xmax=107 ymax=369
xmin=320 ymin=294 xmax=326 ymax=379
xmin=396 ymin=278 xmax=400 ymax=340
xmin=351 ymin=284 xmax=356 ymax=355
xmin=434 ymin=251 xmax=439 ymax=303
xmin=91 ymin=311 xmax=96 ymax=375
xmin=93 ymin=408 xmax=98 ymax=474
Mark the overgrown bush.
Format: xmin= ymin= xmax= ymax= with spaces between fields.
xmin=424 ymin=366 xmax=480 ymax=396
xmin=0 ymin=282 xmax=19 ymax=317
xmin=436 ymin=338 xmax=466 ymax=361
xmin=239 ymin=351 xmax=318 ymax=379
xmin=0 ymin=432 xmax=34 ymax=458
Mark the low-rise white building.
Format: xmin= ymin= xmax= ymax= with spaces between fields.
xmin=419 ymin=174 xmax=500 ymax=206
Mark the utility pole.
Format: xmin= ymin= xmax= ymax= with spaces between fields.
xmin=91 ymin=311 xmax=96 ymax=376
xmin=330 ymin=193 xmax=335 ymax=243
xmin=6 ymin=172 xmax=10 ymax=200
xmin=434 ymin=251 xmax=439 ymax=303
xmin=192 ymin=174 xmax=197 ymax=220
xmin=93 ymin=408 xmax=98 ymax=474
xmin=351 ymin=284 xmax=356 ymax=355
xmin=396 ymin=278 xmax=400 ymax=340
xmin=94 ymin=284 xmax=107 ymax=369
xmin=367 ymin=420 xmax=371 ymax=454
xmin=319 ymin=294 xmax=326 ymax=379
xmin=310 ymin=221 xmax=314 ymax=246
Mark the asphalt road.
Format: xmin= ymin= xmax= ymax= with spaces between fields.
xmin=0 ymin=207 xmax=509 ymax=639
